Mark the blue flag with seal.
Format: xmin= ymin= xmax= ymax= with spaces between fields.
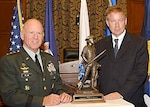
xmin=9 ymin=0 xmax=24 ymax=52
xmin=106 ymin=0 xmax=116 ymax=36
xmin=141 ymin=0 xmax=150 ymax=96
xmin=44 ymin=0 xmax=58 ymax=61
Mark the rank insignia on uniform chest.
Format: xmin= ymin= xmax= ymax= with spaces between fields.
xmin=20 ymin=63 xmax=29 ymax=73
xmin=20 ymin=62 xmax=32 ymax=78
xmin=25 ymin=85 xmax=30 ymax=91
xmin=47 ymin=61 xmax=56 ymax=73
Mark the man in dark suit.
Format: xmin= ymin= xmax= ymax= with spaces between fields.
xmin=95 ymin=6 xmax=148 ymax=107
xmin=0 ymin=19 xmax=72 ymax=107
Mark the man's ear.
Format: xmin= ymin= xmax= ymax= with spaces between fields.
xmin=106 ymin=20 xmax=109 ymax=27
xmin=125 ymin=17 xmax=127 ymax=26
xmin=20 ymin=31 xmax=24 ymax=40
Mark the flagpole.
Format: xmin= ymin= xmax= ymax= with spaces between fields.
xmin=17 ymin=0 xmax=23 ymax=31
xmin=108 ymin=0 xmax=112 ymax=6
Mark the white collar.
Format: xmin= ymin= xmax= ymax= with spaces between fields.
xmin=112 ymin=29 xmax=126 ymax=40
xmin=23 ymin=45 xmax=40 ymax=61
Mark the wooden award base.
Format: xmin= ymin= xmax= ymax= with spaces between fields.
xmin=72 ymin=88 xmax=105 ymax=103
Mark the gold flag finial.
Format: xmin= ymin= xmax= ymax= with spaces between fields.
xmin=108 ymin=0 xmax=112 ymax=6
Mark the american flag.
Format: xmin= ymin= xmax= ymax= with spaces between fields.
xmin=9 ymin=0 xmax=24 ymax=52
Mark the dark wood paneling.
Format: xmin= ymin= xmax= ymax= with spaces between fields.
xmin=127 ymin=0 xmax=144 ymax=36
xmin=0 ymin=1 xmax=15 ymax=33
xmin=0 ymin=0 xmax=15 ymax=58
xmin=0 ymin=35 xmax=10 ymax=57
xmin=0 ymin=0 xmax=26 ymax=59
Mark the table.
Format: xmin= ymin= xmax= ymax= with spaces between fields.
xmin=46 ymin=98 xmax=135 ymax=107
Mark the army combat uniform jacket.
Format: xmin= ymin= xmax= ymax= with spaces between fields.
xmin=0 ymin=48 xmax=70 ymax=107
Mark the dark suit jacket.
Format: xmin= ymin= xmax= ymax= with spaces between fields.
xmin=95 ymin=32 xmax=148 ymax=107
xmin=0 ymin=48 xmax=70 ymax=107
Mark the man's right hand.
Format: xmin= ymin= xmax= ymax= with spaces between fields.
xmin=42 ymin=94 xmax=61 ymax=106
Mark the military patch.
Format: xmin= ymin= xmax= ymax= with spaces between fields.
xmin=20 ymin=63 xmax=29 ymax=73
xmin=20 ymin=62 xmax=32 ymax=78
xmin=47 ymin=61 xmax=56 ymax=73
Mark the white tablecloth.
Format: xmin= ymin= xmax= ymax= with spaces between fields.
xmin=46 ymin=98 xmax=135 ymax=107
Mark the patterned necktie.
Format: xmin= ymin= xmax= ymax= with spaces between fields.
xmin=114 ymin=39 xmax=118 ymax=57
xmin=35 ymin=54 xmax=42 ymax=72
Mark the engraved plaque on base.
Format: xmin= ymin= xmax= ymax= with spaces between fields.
xmin=72 ymin=88 xmax=105 ymax=103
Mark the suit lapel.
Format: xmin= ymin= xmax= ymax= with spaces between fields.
xmin=117 ymin=33 xmax=131 ymax=59
xmin=106 ymin=37 xmax=116 ymax=61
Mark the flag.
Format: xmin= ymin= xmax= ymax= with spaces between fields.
xmin=77 ymin=0 xmax=90 ymax=88
xmin=44 ymin=0 xmax=58 ymax=61
xmin=141 ymin=0 xmax=150 ymax=96
xmin=79 ymin=0 xmax=90 ymax=62
xmin=9 ymin=0 xmax=24 ymax=52
xmin=106 ymin=0 xmax=116 ymax=36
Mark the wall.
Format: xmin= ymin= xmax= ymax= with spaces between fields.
xmin=127 ymin=0 xmax=144 ymax=35
xmin=0 ymin=0 xmax=144 ymax=61
xmin=0 ymin=0 xmax=26 ymax=59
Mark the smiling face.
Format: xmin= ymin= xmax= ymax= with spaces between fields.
xmin=21 ymin=19 xmax=44 ymax=53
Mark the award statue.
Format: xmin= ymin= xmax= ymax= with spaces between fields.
xmin=72 ymin=36 xmax=106 ymax=103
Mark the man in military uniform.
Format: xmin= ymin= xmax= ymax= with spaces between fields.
xmin=0 ymin=19 xmax=72 ymax=107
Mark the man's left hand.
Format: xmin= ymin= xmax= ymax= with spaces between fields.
xmin=104 ymin=92 xmax=123 ymax=100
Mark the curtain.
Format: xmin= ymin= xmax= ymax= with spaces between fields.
xmin=26 ymin=0 xmax=127 ymax=62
